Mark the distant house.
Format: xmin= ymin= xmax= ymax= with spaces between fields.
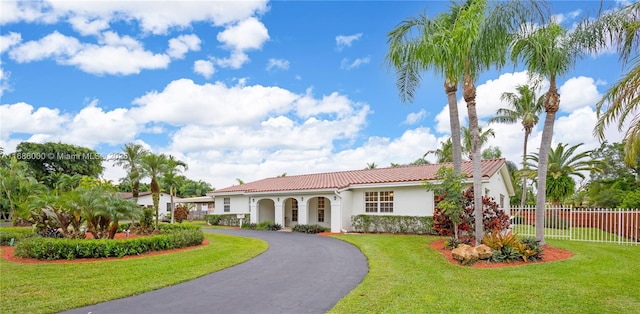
xmin=212 ymin=159 xmax=514 ymax=233
xmin=118 ymin=192 xmax=183 ymax=218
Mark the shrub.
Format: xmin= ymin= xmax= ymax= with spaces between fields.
xmin=444 ymin=236 xmax=472 ymax=250
xmin=173 ymin=205 xmax=189 ymax=223
xmin=14 ymin=224 xmax=204 ymax=260
xmin=241 ymin=223 xmax=257 ymax=230
xmin=256 ymin=221 xmax=282 ymax=231
xmin=350 ymin=215 xmax=436 ymax=234
xmin=482 ymin=232 xmax=542 ymax=263
xmin=292 ymin=224 xmax=328 ymax=234
xmin=0 ymin=228 xmax=36 ymax=246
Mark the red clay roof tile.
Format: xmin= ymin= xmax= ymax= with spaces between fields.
xmin=213 ymin=158 xmax=506 ymax=194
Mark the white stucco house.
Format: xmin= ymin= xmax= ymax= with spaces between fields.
xmin=119 ymin=192 xmax=183 ymax=218
xmin=212 ymin=159 xmax=514 ymax=233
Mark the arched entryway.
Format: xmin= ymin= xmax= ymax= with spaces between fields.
xmin=257 ymin=198 xmax=275 ymax=223
xmin=306 ymin=196 xmax=331 ymax=228
xmin=283 ymin=197 xmax=299 ymax=228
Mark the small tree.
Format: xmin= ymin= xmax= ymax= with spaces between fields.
xmin=424 ymin=166 xmax=466 ymax=239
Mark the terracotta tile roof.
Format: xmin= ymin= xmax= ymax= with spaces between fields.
xmin=213 ymin=158 xmax=507 ymax=194
xmin=117 ymin=192 xmax=152 ymax=199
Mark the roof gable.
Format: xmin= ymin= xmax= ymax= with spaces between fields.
xmin=214 ymin=159 xmax=507 ymax=194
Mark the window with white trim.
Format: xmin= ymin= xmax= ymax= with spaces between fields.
xmin=292 ymin=199 xmax=298 ymax=222
xmin=365 ymin=191 xmax=394 ymax=213
xmin=223 ymin=197 xmax=230 ymax=212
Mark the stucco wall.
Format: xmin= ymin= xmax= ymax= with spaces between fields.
xmin=348 ymin=186 xmax=434 ymax=217
xmin=214 ymin=195 xmax=250 ymax=214
xmin=483 ymin=169 xmax=512 ymax=215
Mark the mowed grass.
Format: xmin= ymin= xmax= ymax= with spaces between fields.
xmin=329 ymin=234 xmax=640 ymax=314
xmin=0 ymin=233 xmax=267 ymax=314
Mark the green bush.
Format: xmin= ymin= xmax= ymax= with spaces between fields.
xmin=292 ymin=224 xmax=328 ymax=234
xmin=14 ymin=225 xmax=204 ymax=260
xmin=204 ymin=214 xmax=250 ymax=226
xmin=241 ymin=223 xmax=257 ymax=230
xmin=0 ymin=228 xmax=36 ymax=246
xmin=256 ymin=221 xmax=282 ymax=231
xmin=350 ymin=215 xmax=436 ymax=234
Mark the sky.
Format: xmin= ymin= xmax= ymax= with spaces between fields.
xmin=0 ymin=0 xmax=634 ymax=190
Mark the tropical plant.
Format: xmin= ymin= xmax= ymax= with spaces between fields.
xmin=162 ymin=155 xmax=188 ymax=223
xmin=489 ymin=83 xmax=545 ymax=207
xmin=461 ymin=126 xmax=495 ymax=160
xmin=179 ymin=179 xmax=213 ymax=197
xmin=423 ymin=167 xmax=466 ymax=239
xmin=366 ymin=162 xmax=377 ymax=169
xmin=0 ymin=157 xmax=43 ymax=225
xmin=425 ymin=138 xmax=453 ymax=163
xmin=511 ymin=21 xmax=587 ymax=243
xmin=525 ymin=143 xmax=603 ymax=205
xmin=578 ymin=2 xmax=640 ymax=166
xmin=110 ymin=143 xmax=149 ymax=203
xmin=140 ymin=152 xmax=169 ymax=230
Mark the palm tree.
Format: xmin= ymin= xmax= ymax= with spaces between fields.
xmin=489 ymin=83 xmax=545 ymax=208
xmin=582 ymin=2 xmax=640 ymax=166
xmin=525 ymin=143 xmax=603 ymax=205
xmin=366 ymin=162 xmax=377 ymax=169
xmin=389 ymin=0 xmax=546 ymax=243
xmin=140 ymin=152 xmax=169 ymax=230
xmin=163 ymin=155 xmax=188 ymax=223
xmin=425 ymin=139 xmax=453 ymax=163
xmin=511 ymin=22 xmax=585 ymax=243
xmin=179 ymin=180 xmax=213 ymax=197
xmin=110 ymin=143 xmax=148 ymax=203
xmin=461 ymin=126 xmax=495 ymax=160
xmin=386 ymin=7 xmax=464 ymax=174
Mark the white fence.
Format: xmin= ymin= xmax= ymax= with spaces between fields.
xmin=510 ymin=206 xmax=639 ymax=245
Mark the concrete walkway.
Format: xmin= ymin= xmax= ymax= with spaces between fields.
xmin=63 ymin=229 xmax=368 ymax=314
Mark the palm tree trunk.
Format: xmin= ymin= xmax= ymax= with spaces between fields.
xmin=520 ymin=131 xmax=530 ymax=209
xmin=463 ymin=74 xmax=484 ymax=244
xmin=445 ymin=81 xmax=462 ymax=174
xmin=151 ymin=179 xmax=160 ymax=230
xmin=170 ymin=187 xmax=175 ymax=224
xmin=535 ymin=82 xmax=560 ymax=245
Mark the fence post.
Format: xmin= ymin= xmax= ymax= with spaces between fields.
xmin=569 ymin=205 xmax=573 ymax=241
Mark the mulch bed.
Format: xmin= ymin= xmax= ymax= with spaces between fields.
xmin=429 ymin=239 xmax=573 ymax=268
xmin=0 ymin=233 xmax=208 ymax=264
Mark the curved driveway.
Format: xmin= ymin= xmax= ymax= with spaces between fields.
xmin=63 ymin=229 xmax=368 ymax=314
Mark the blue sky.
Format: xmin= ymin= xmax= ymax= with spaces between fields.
xmin=0 ymin=0 xmax=633 ymax=189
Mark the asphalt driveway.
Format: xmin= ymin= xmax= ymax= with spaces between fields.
xmin=63 ymin=229 xmax=368 ymax=314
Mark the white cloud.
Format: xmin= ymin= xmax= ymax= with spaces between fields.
xmin=551 ymin=9 xmax=581 ymax=24
xmin=0 ymin=67 xmax=9 ymax=97
xmin=335 ymin=33 xmax=362 ymax=50
xmin=8 ymin=31 xmax=170 ymax=75
xmin=404 ymin=109 xmax=427 ymax=125
xmin=166 ymin=34 xmax=201 ymax=59
xmin=266 ymin=58 xmax=289 ymax=71
xmin=194 ymin=59 xmax=215 ymax=79
xmin=558 ymin=76 xmax=602 ymax=112
xmin=0 ymin=32 xmax=22 ymax=54
xmin=65 ymin=100 xmax=138 ymax=147
xmin=340 ymin=56 xmax=370 ymax=70
xmin=2 ymin=1 xmax=269 ymax=35
xmin=0 ymin=102 xmax=69 ymax=136
xmin=217 ymin=17 xmax=269 ymax=51
xmin=130 ymin=79 xmax=299 ymax=126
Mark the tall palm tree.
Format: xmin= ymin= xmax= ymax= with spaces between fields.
xmin=511 ymin=22 xmax=584 ymax=243
xmin=140 ymin=152 xmax=169 ymax=230
xmin=525 ymin=143 xmax=603 ymax=205
xmin=163 ymin=155 xmax=188 ymax=223
xmin=389 ymin=0 xmax=546 ymax=243
xmin=386 ymin=7 xmax=464 ymax=174
xmin=110 ymin=143 xmax=148 ymax=203
xmin=489 ymin=83 xmax=545 ymax=208
xmin=582 ymin=2 xmax=640 ymax=166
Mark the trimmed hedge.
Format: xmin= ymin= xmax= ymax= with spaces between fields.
xmin=351 ymin=215 xmax=436 ymax=234
xmin=292 ymin=224 xmax=328 ymax=234
xmin=205 ymin=214 xmax=251 ymax=227
xmin=14 ymin=224 xmax=204 ymax=260
xmin=0 ymin=228 xmax=36 ymax=246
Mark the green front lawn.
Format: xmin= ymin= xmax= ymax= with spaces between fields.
xmin=0 ymin=233 xmax=267 ymax=314
xmin=329 ymin=234 xmax=640 ymax=314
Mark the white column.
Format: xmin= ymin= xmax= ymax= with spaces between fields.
xmin=298 ymin=197 xmax=308 ymax=225
xmin=275 ymin=198 xmax=285 ymax=227
xmin=250 ymin=198 xmax=258 ymax=224
xmin=331 ymin=198 xmax=341 ymax=233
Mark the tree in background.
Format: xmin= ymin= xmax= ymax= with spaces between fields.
xmin=15 ymin=142 xmax=104 ymax=188
xmin=163 ymin=155 xmax=188 ymax=223
xmin=110 ymin=143 xmax=148 ymax=203
xmin=179 ymin=179 xmax=213 ymax=197
xmin=587 ymin=142 xmax=640 ymax=208
xmin=526 ymin=143 xmax=603 ymax=206
xmin=461 ymin=126 xmax=495 ymax=160
xmin=140 ymin=153 xmax=169 ymax=230
xmin=489 ymin=83 xmax=545 ymax=208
